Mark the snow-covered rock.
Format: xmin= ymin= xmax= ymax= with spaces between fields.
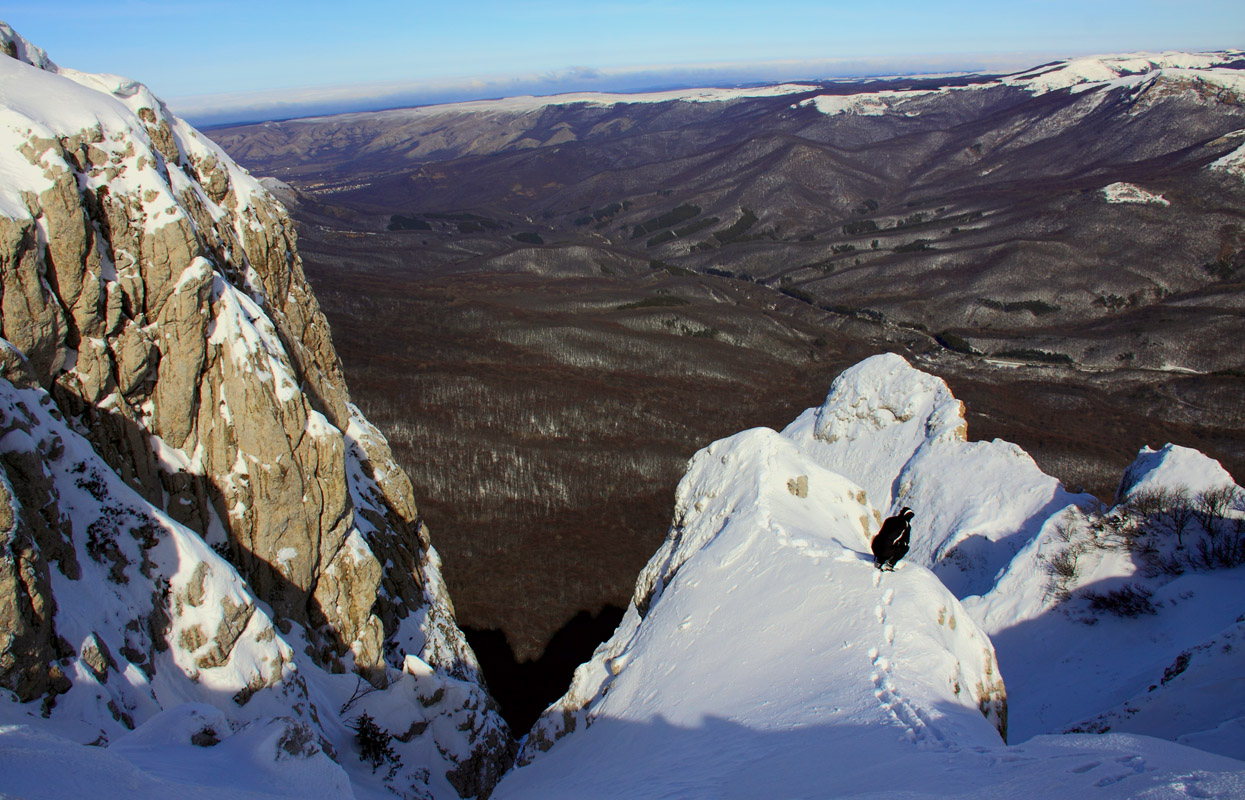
xmin=0 ymin=21 xmax=509 ymax=799
xmin=784 ymin=353 xmax=1089 ymax=597
xmin=499 ymin=353 xmax=1245 ymax=798
xmin=1118 ymin=443 xmax=1239 ymax=501
xmin=503 ymin=426 xmax=1008 ymax=797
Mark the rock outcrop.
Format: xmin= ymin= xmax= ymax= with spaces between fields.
xmin=0 ymin=22 xmax=509 ymax=798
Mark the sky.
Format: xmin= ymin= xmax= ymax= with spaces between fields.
xmin=3 ymin=1 xmax=1243 ymax=124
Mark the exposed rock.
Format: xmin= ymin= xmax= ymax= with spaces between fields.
xmin=0 ymin=22 xmax=512 ymax=798
xmin=0 ymin=23 xmax=455 ymax=681
xmin=79 ymin=632 xmax=117 ymax=683
xmin=0 ymin=460 xmax=57 ymax=701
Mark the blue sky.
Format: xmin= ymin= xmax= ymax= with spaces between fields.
xmin=4 ymin=1 xmax=1243 ymax=123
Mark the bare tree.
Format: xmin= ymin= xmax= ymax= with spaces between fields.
xmin=1196 ymin=485 xmax=1239 ymax=534
xmin=1165 ymin=487 xmax=1195 ymax=549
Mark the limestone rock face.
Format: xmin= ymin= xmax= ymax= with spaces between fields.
xmin=0 ymin=23 xmax=509 ymax=798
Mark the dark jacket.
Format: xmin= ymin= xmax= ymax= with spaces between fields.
xmin=871 ymin=508 xmax=913 ymax=561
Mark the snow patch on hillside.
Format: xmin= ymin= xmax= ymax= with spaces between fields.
xmin=1210 ymin=139 xmax=1245 ymax=178
xmin=800 ymin=89 xmax=937 ymax=116
xmin=1102 ymin=182 xmax=1170 ymax=205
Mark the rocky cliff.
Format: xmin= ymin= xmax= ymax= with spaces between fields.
xmin=0 ymin=23 xmax=509 ymax=799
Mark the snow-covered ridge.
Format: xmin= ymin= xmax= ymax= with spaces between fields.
xmin=1002 ymin=51 xmax=1245 ymax=95
xmin=792 ymin=49 xmax=1245 ymax=117
xmin=295 ymin=83 xmax=819 ymax=124
xmin=499 ymin=354 xmax=1245 ymax=798
xmin=0 ymin=23 xmax=267 ymax=232
xmin=501 ymin=425 xmax=1009 ymax=797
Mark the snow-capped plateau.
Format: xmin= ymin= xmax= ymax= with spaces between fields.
xmin=293 ymin=83 xmax=821 ymax=126
xmin=499 ymin=354 xmax=1245 ymax=798
xmin=791 ymin=49 xmax=1245 ymax=118
xmin=274 ymin=49 xmax=1245 ymax=128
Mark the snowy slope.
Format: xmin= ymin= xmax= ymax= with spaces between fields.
xmin=498 ymin=354 xmax=1245 ymax=798
xmin=1210 ymin=130 xmax=1245 ymax=178
xmin=966 ymin=443 xmax=1245 ymax=747
xmin=499 ymin=427 xmax=1010 ymax=798
xmin=785 ymin=356 xmax=1245 ymax=755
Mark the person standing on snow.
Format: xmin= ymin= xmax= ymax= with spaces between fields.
xmin=872 ymin=507 xmax=914 ymax=571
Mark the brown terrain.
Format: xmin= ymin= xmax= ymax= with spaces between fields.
xmin=211 ymin=64 xmax=1245 ymax=729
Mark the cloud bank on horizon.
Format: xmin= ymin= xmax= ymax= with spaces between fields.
xmin=2 ymin=0 xmax=1243 ymax=125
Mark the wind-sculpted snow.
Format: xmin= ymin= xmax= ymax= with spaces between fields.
xmin=500 ymin=353 xmax=1245 ymax=798
xmin=784 ymin=353 xmax=1089 ymax=597
xmin=0 ymin=22 xmax=509 ymax=798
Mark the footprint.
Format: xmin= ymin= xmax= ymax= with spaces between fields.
xmin=1094 ymin=774 xmax=1129 ymax=788
xmin=872 ymin=570 xmax=882 ymax=588
xmin=1068 ymin=762 xmax=1100 ymax=774
xmin=884 ymin=624 xmax=895 ymax=645
xmin=868 ymin=646 xmax=880 ymax=661
xmin=882 ymin=588 xmax=894 ymax=605
xmin=875 ymin=606 xmax=886 ymax=624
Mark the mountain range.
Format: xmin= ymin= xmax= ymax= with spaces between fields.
xmin=209 ymin=47 xmax=1245 ymax=713
xmin=0 ymin=21 xmax=1243 ymax=799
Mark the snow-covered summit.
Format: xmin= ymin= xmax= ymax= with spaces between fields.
xmin=784 ymin=354 xmax=1086 ymax=597
xmin=500 ymin=426 xmax=1010 ymax=798
xmin=499 ymin=354 xmax=1245 ymax=798
xmin=1001 ymin=51 xmax=1245 ymax=95
xmin=1119 ymin=443 xmax=1239 ymax=501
